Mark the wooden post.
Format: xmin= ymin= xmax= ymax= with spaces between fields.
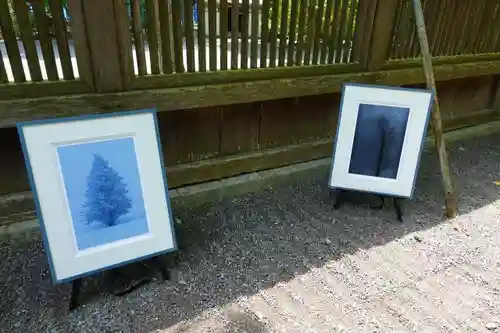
xmin=363 ymin=0 xmax=399 ymax=71
xmin=412 ymin=0 xmax=457 ymax=218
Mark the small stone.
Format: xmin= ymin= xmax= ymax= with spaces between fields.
xmin=14 ymin=322 xmax=22 ymax=328
xmin=130 ymin=310 xmax=135 ymax=315
xmin=175 ymin=217 xmax=182 ymax=225
xmin=178 ymin=279 xmax=187 ymax=285
xmin=414 ymin=235 xmax=423 ymax=242
xmin=486 ymin=322 xmax=498 ymax=330
xmin=324 ymin=238 xmax=332 ymax=245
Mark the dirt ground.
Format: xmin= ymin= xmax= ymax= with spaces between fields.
xmin=0 ymin=131 xmax=499 ymax=333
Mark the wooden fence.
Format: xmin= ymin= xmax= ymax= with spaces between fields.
xmin=1 ymin=0 xmax=500 ymax=226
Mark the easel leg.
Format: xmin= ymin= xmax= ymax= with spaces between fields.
xmin=393 ymin=197 xmax=404 ymax=223
xmin=370 ymin=195 xmax=385 ymax=210
xmin=152 ymin=255 xmax=170 ymax=281
xmin=68 ymin=278 xmax=83 ymax=311
xmin=331 ymin=189 xmax=346 ymax=209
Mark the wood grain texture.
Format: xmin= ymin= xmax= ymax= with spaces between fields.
xmin=48 ymin=0 xmax=75 ymax=80
xmin=0 ymin=0 xmax=26 ymax=82
xmin=3 ymin=60 xmax=500 ymax=126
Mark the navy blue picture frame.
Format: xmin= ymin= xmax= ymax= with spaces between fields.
xmin=17 ymin=109 xmax=178 ymax=284
xmin=328 ymin=82 xmax=434 ymax=199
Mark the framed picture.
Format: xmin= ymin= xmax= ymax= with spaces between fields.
xmin=17 ymin=109 xmax=177 ymax=283
xmin=329 ymin=83 xmax=434 ymax=198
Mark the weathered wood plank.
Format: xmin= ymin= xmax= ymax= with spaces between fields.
xmin=287 ymin=0 xmax=299 ymax=66
xmin=260 ymin=0 xmax=271 ymax=68
xmin=240 ymin=0 xmax=249 ymax=69
xmin=3 ymin=60 xmax=500 ymax=126
xmin=48 ymin=0 xmax=75 ymax=79
xmin=184 ymin=0 xmax=196 ymax=72
xmin=295 ymin=0 xmax=308 ymax=65
xmin=333 ymin=0 xmax=349 ymax=63
xmin=304 ymin=0 xmax=317 ymax=65
xmin=250 ymin=0 xmax=260 ymax=68
xmin=208 ymin=0 xmax=217 ymax=71
xmin=197 ymin=0 xmax=207 ymax=72
xmin=268 ymin=0 xmax=280 ymax=67
xmin=132 ymin=0 xmax=147 ymax=75
xmin=365 ymin=0 xmax=399 ymax=70
xmin=220 ymin=0 xmax=229 ymax=70
xmin=0 ymin=0 xmax=26 ymax=82
xmin=171 ymin=0 xmax=185 ymax=73
xmin=12 ymin=1 xmax=43 ymax=82
xmin=82 ymin=0 xmax=123 ymax=92
xmin=32 ymin=0 xmax=59 ymax=81
xmin=0 ymin=80 xmax=90 ymax=101
xmin=341 ymin=0 xmax=357 ymax=63
xmin=320 ymin=0 xmax=334 ymax=64
xmin=114 ymin=0 xmax=135 ymax=89
xmin=312 ymin=0 xmax=325 ymax=64
xmin=231 ymin=0 xmax=239 ymax=69
xmin=146 ymin=0 xmax=161 ymax=74
xmin=158 ymin=0 xmax=174 ymax=74
xmin=278 ymin=0 xmax=290 ymax=67
xmin=66 ymin=0 xmax=94 ymax=88
xmin=220 ymin=102 xmax=260 ymax=155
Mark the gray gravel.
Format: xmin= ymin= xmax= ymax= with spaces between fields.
xmin=1 ymin=131 xmax=499 ymax=333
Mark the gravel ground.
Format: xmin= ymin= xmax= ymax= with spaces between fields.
xmin=0 ymin=132 xmax=499 ymax=333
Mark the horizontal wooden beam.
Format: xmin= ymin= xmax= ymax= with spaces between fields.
xmin=0 ymin=80 xmax=91 ymax=101
xmin=2 ymin=60 xmax=500 ymax=127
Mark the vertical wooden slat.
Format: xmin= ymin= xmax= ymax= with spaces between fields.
xmin=420 ymin=0 xmax=438 ymax=55
xmin=208 ymin=0 xmax=217 ymax=71
xmin=464 ymin=1 xmax=483 ymax=55
xmin=364 ymin=0 xmax=399 ymax=70
xmin=327 ymin=0 xmax=342 ymax=64
xmin=131 ymin=0 xmax=147 ymax=75
xmin=250 ymin=0 xmax=259 ymax=68
xmin=312 ymin=0 xmax=325 ymax=64
xmin=12 ymin=1 xmax=43 ymax=81
xmin=32 ymin=0 xmax=58 ymax=80
xmin=278 ymin=0 xmax=289 ymax=66
xmin=81 ymin=0 xmax=123 ymax=92
xmin=485 ymin=4 xmax=500 ymax=53
xmin=171 ymin=0 xmax=185 ymax=72
xmin=435 ymin=0 xmax=454 ymax=56
xmin=304 ymin=0 xmax=317 ymax=65
xmin=445 ymin=0 xmax=462 ymax=56
xmin=197 ymin=0 xmax=207 ymax=72
xmin=114 ymin=0 xmax=134 ymax=89
xmin=428 ymin=0 xmax=446 ymax=55
xmin=230 ymin=0 xmax=239 ymax=69
xmin=320 ymin=0 xmax=334 ymax=64
xmin=48 ymin=0 xmax=74 ymax=79
xmin=334 ymin=0 xmax=349 ymax=63
xmin=341 ymin=0 xmax=357 ymax=63
xmin=146 ymin=0 xmax=160 ymax=74
xmin=67 ymin=0 xmax=93 ymax=88
xmin=268 ymin=0 xmax=280 ymax=67
xmin=396 ymin=0 xmax=412 ymax=59
xmin=295 ymin=0 xmax=308 ymax=65
xmin=158 ymin=0 xmax=173 ymax=74
xmin=456 ymin=0 xmax=476 ymax=55
xmin=241 ymin=0 xmax=250 ymax=69
xmin=260 ymin=0 xmax=271 ymax=68
xmin=184 ymin=0 xmax=195 ymax=71
xmin=220 ymin=0 xmax=228 ymax=70
xmin=0 ymin=54 xmax=7 ymax=83
xmin=0 ymin=0 xmax=26 ymax=82
xmin=351 ymin=0 xmax=373 ymax=63
xmin=473 ymin=1 xmax=495 ymax=54
xmin=287 ymin=0 xmax=299 ymax=66
xmin=406 ymin=0 xmax=419 ymax=58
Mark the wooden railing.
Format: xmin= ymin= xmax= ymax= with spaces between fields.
xmin=1 ymin=0 xmax=500 ymax=103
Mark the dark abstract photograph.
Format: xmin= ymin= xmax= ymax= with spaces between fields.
xmin=57 ymin=137 xmax=149 ymax=251
xmin=348 ymin=103 xmax=410 ymax=180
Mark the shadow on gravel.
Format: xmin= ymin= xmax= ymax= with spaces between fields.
xmin=0 ymin=132 xmax=499 ymax=332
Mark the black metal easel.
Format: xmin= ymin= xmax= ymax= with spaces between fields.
xmin=68 ymin=255 xmax=170 ymax=311
xmin=331 ymin=189 xmax=405 ymax=223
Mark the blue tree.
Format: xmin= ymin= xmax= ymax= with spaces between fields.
xmin=82 ymin=153 xmax=132 ymax=227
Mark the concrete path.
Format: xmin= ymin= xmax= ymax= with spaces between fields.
xmin=0 ymin=130 xmax=499 ymax=332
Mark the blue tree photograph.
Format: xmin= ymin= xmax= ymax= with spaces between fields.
xmin=57 ymin=137 xmax=149 ymax=251
xmin=348 ymin=103 xmax=410 ymax=180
